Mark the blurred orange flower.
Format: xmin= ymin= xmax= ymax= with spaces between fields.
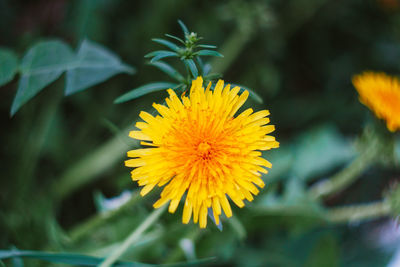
xmin=352 ymin=72 xmax=400 ymax=132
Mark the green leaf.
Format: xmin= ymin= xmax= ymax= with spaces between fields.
xmin=149 ymin=61 xmax=185 ymax=82
xmin=0 ymin=250 xmax=146 ymax=267
xmin=149 ymin=51 xmax=178 ymax=63
xmin=0 ymin=48 xmax=18 ymax=86
xmin=197 ymin=50 xmax=223 ymax=57
xmin=165 ymin=34 xmax=185 ymax=44
xmin=152 ymin=38 xmax=180 ymax=52
xmin=65 ymin=39 xmax=134 ymax=95
xmin=11 ymin=40 xmax=75 ymax=116
xmin=291 ymin=124 xmax=355 ymax=181
xmin=184 ymin=59 xmax=198 ymax=78
xmin=178 ymin=19 xmax=189 ymax=36
xmin=231 ymin=84 xmax=263 ymax=104
xmin=114 ymin=82 xmax=178 ymax=103
xmin=0 ymin=249 xmax=215 ymax=267
xmin=198 ymin=44 xmax=217 ymax=49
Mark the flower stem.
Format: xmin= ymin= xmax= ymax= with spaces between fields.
xmin=98 ymin=205 xmax=167 ymax=267
xmin=68 ymin=191 xmax=142 ymax=243
xmin=326 ymin=201 xmax=390 ymax=223
xmin=308 ymin=142 xmax=379 ymax=200
xmin=50 ymin=126 xmax=136 ymax=202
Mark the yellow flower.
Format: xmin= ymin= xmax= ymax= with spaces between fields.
xmin=352 ymin=72 xmax=400 ymax=132
xmin=125 ymin=77 xmax=279 ymax=228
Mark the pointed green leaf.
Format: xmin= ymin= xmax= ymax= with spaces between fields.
xmin=0 ymin=249 xmax=216 ymax=267
xmin=114 ymin=82 xmax=178 ymax=103
xmin=65 ymin=39 xmax=134 ymax=95
xmin=145 ymin=51 xmax=178 ymax=63
xmin=231 ymin=84 xmax=263 ymax=104
xmin=0 ymin=48 xmax=18 ymax=86
xmin=11 ymin=40 xmax=75 ymax=116
xmin=150 ymin=61 xmax=185 ymax=82
xmin=198 ymin=44 xmax=217 ymax=49
xmin=184 ymin=59 xmax=198 ymax=78
xmin=165 ymin=34 xmax=185 ymax=44
xmin=197 ymin=50 xmax=223 ymax=57
xmin=178 ymin=19 xmax=189 ymax=35
xmin=152 ymin=38 xmax=180 ymax=52
xmin=291 ymin=124 xmax=355 ymax=181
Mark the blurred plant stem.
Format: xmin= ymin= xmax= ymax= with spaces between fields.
xmin=308 ymin=146 xmax=378 ymax=200
xmin=68 ymin=191 xmax=142 ymax=244
xmin=50 ymin=126 xmax=136 ymax=202
xmin=308 ymin=127 xmax=381 ymax=200
xmin=326 ymin=201 xmax=390 ymax=223
xmin=98 ymin=205 xmax=167 ymax=267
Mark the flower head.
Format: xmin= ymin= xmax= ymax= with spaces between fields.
xmin=352 ymin=72 xmax=400 ymax=132
xmin=125 ymin=77 xmax=279 ymax=228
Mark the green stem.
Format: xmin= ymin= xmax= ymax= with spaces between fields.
xmin=50 ymin=126 xmax=136 ymax=202
xmin=98 ymin=205 xmax=167 ymax=267
xmin=308 ymin=143 xmax=379 ymax=200
xmin=68 ymin=191 xmax=142 ymax=243
xmin=326 ymin=201 xmax=390 ymax=223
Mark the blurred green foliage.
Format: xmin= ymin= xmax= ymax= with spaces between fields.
xmin=1 ymin=0 xmax=400 ymax=266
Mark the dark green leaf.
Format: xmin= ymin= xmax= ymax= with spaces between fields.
xmin=165 ymin=34 xmax=185 ymax=44
xmin=197 ymin=50 xmax=223 ymax=57
xmin=114 ymin=82 xmax=178 ymax=103
xmin=0 ymin=249 xmax=216 ymax=266
xmin=184 ymin=59 xmax=198 ymax=78
xmin=0 ymin=250 xmax=148 ymax=267
xmin=65 ymin=39 xmax=134 ymax=95
xmin=152 ymin=38 xmax=180 ymax=52
xmin=145 ymin=50 xmax=178 ymax=60
xmin=150 ymin=51 xmax=178 ymax=63
xmin=150 ymin=61 xmax=185 ymax=82
xmin=231 ymin=84 xmax=263 ymax=104
xmin=178 ymin=19 xmax=189 ymax=35
xmin=291 ymin=124 xmax=355 ymax=181
xmin=196 ymin=56 xmax=204 ymax=74
xmin=198 ymin=44 xmax=217 ymax=49
xmin=11 ymin=40 xmax=75 ymax=116
xmin=0 ymin=48 xmax=18 ymax=86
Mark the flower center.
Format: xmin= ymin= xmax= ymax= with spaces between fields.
xmin=197 ymin=141 xmax=212 ymax=159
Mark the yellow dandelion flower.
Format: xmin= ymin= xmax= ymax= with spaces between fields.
xmin=352 ymin=72 xmax=400 ymax=132
xmin=125 ymin=77 xmax=279 ymax=228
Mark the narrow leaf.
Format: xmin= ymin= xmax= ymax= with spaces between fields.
xmin=11 ymin=40 xmax=75 ymax=116
xmin=178 ymin=19 xmax=189 ymax=35
xmin=198 ymin=44 xmax=217 ymax=49
xmin=152 ymin=38 xmax=180 ymax=52
xmin=0 ymin=250 xmax=146 ymax=267
xmin=0 ymin=48 xmax=18 ymax=86
xmin=150 ymin=61 xmax=185 ymax=82
xmin=0 ymin=249 xmax=216 ymax=267
xmin=65 ymin=39 xmax=134 ymax=95
xmin=231 ymin=83 xmax=263 ymax=104
xmin=114 ymin=82 xmax=178 ymax=103
xmin=149 ymin=51 xmax=178 ymax=63
xmin=197 ymin=50 xmax=224 ymax=57
xmin=184 ymin=59 xmax=198 ymax=78
xmin=165 ymin=34 xmax=185 ymax=44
